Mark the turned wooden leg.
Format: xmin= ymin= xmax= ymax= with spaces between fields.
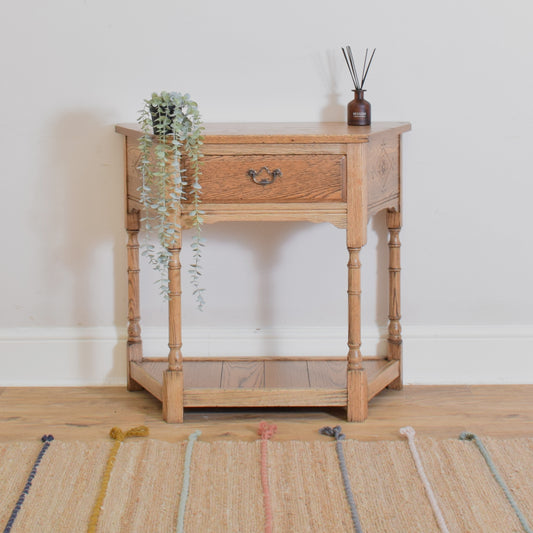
xmin=163 ymin=369 xmax=183 ymax=423
xmin=346 ymin=247 xmax=368 ymax=422
xmin=126 ymin=210 xmax=143 ymax=391
xmin=163 ymin=243 xmax=184 ymax=423
xmin=387 ymin=209 xmax=403 ymax=390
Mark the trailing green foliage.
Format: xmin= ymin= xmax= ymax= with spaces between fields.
xmin=137 ymin=91 xmax=205 ymax=310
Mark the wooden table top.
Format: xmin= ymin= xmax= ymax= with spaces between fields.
xmin=115 ymin=121 xmax=411 ymax=144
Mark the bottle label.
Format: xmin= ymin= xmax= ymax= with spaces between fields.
xmin=352 ymin=112 xmax=367 ymax=117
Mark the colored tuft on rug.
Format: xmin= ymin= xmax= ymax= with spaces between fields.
xmin=1 ymin=431 xmax=532 ymax=532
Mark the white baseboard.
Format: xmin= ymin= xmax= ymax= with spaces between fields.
xmin=0 ymin=325 xmax=532 ymax=386
xmin=403 ymin=325 xmax=533 ymax=384
xmin=0 ymin=327 xmax=127 ymax=386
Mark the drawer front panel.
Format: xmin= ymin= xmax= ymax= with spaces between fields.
xmin=193 ymin=154 xmax=346 ymax=203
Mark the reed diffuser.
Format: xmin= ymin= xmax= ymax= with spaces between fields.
xmin=341 ymin=46 xmax=375 ymax=126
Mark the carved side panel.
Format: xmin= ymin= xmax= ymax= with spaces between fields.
xmin=367 ymin=133 xmax=400 ymax=213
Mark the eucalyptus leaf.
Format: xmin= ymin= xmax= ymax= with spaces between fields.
xmin=137 ymin=90 xmax=205 ymax=309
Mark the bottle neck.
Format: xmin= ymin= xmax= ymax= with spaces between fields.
xmin=352 ymin=89 xmax=366 ymax=100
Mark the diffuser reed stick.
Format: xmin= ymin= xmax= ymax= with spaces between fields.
xmin=341 ymin=48 xmax=358 ymax=90
xmin=341 ymin=46 xmax=376 ymax=90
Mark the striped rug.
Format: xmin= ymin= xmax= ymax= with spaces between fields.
xmin=1 ymin=429 xmax=532 ymax=532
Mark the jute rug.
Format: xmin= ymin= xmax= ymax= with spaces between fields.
xmin=1 ymin=427 xmax=532 ymax=532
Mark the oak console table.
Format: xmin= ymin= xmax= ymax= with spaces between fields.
xmin=116 ymin=122 xmax=411 ymax=423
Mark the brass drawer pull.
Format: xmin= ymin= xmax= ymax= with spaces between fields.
xmin=247 ymin=167 xmax=282 ymax=186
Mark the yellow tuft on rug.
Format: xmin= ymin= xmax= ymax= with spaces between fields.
xmin=1 ymin=432 xmax=532 ymax=532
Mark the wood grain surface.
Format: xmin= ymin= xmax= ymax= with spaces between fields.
xmin=116 ymin=122 xmax=411 ymax=144
xmin=1 ymin=385 xmax=531 ymax=442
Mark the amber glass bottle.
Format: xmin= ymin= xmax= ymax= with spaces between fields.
xmin=347 ymin=89 xmax=371 ymax=126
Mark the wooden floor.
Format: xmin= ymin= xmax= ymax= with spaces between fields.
xmin=1 ymin=385 xmax=532 ymax=442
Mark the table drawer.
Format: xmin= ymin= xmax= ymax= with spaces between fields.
xmin=193 ymin=154 xmax=346 ymax=203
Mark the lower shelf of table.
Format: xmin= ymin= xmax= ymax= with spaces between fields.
xmin=130 ymin=357 xmax=400 ymax=408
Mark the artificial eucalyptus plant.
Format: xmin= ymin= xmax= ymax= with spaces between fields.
xmin=137 ymin=91 xmax=205 ymax=309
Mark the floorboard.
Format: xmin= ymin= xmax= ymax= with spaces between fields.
xmin=0 ymin=385 xmax=532 ymax=442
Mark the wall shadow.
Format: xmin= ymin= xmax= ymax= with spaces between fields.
xmin=371 ymin=209 xmax=391 ymax=354
xmin=191 ymin=221 xmax=312 ymax=355
xmin=44 ymin=111 xmax=126 ymax=383
xmin=314 ymin=49 xmax=345 ymax=122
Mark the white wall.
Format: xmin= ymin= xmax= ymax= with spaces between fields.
xmin=1 ymin=0 xmax=532 ymax=385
